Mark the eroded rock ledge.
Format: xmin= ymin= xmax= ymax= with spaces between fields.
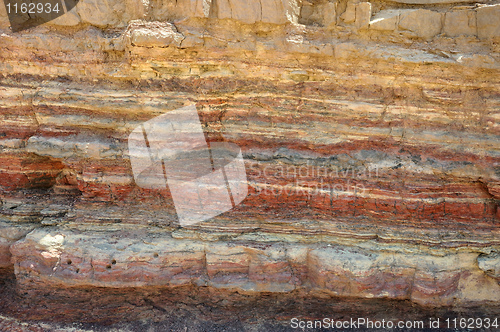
xmin=0 ymin=0 xmax=499 ymax=324
xmin=7 ymin=224 xmax=500 ymax=307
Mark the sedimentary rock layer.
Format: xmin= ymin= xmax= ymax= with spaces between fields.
xmin=8 ymin=225 xmax=500 ymax=307
xmin=0 ymin=0 xmax=499 ymax=318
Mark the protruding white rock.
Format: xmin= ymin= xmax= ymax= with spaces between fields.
xmin=369 ymin=10 xmax=400 ymax=31
xmin=211 ymin=0 xmax=301 ymax=24
xmin=131 ymin=23 xmax=185 ymax=48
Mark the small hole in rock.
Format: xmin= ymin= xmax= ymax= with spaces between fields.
xmin=154 ymin=253 xmax=159 ymax=258
xmin=76 ymin=268 xmax=80 ymax=273
xmin=111 ymin=259 xmax=116 ymax=265
xmin=106 ymin=265 xmax=112 ymax=269
xmin=67 ymin=260 xmax=72 ymax=265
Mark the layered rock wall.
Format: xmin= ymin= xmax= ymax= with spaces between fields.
xmin=0 ymin=0 xmax=499 ymax=316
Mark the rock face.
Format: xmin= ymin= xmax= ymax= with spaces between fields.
xmin=476 ymin=4 xmax=500 ymax=39
xmin=212 ymin=0 xmax=300 ymax=24
xmin=77 ymin=0 xmax=149 ymax=27
xmin=398 ymin=9 xmax=443 ymax=40
xmin=443 ymin=9 xmax=477 ymax=37
xmin=0 ymin=0 xmax=499 ymax=327
xmin=10 ymin=226 xmax=500 ymax=306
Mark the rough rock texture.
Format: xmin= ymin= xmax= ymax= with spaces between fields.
xmin=398 ymin=9 xmax=443 ymax=40
xmin=0 ymin=0 xmax=499 ymax=328
xmin=10 ymin=226 xmax=500 ymax=307
xmin=443 ymin=9 xmax=477 ymax=37
xmin=476 ymin=4 xmax=500 ymax=39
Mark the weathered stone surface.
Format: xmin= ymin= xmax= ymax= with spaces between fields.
xmin=130 ymin=22 xmax=184 ymax=47
xmin=10 ymin=227 xmax=500 ymax=305
xmin=478 ymin=252 xmax=500 ymax=280
xmin=369 ymin=10 xmax=399 ymax=31
xmin=323 ymin=2 xmax=337 ymax=27
xmin=0 ymin=1 xmax=11 ymax=29
xmin=150 ymin=0 xmax=211 ymax=21
xmin=486 ymin=181 xmax=500 ymax=200
xmin=457 ymin=53 xmax=497 ymax=68
xmin=77 ymin=0 xmax=148 ymax=27
xmin=340 ymin=0 xmax=357 ymax=24
xmin=211 ymin=0 xmax=299 ymax=24
xmin=443 ymin=9 xmax=476 ymax=37
xmin=0 ymin=153 xmax=65 ymax=191
xmin=333 ymin=41 xmax=360 ymax=58
xmin=308 ymin=247 xmax=413 ymax=299
xmin=399 ymin=9 xmax=443 ymax=39
xmin=47 ymin=10 xmax=81 ymax=26
xmin=355 ymin=2 xmax=371 ymax=29
xmin=0 ymin=222 xmax=37 ymax=268
xmin=213 ymin=0 xmax=260 ymax=23
xmin=476 ymin=4 xmax=500 ymax=39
